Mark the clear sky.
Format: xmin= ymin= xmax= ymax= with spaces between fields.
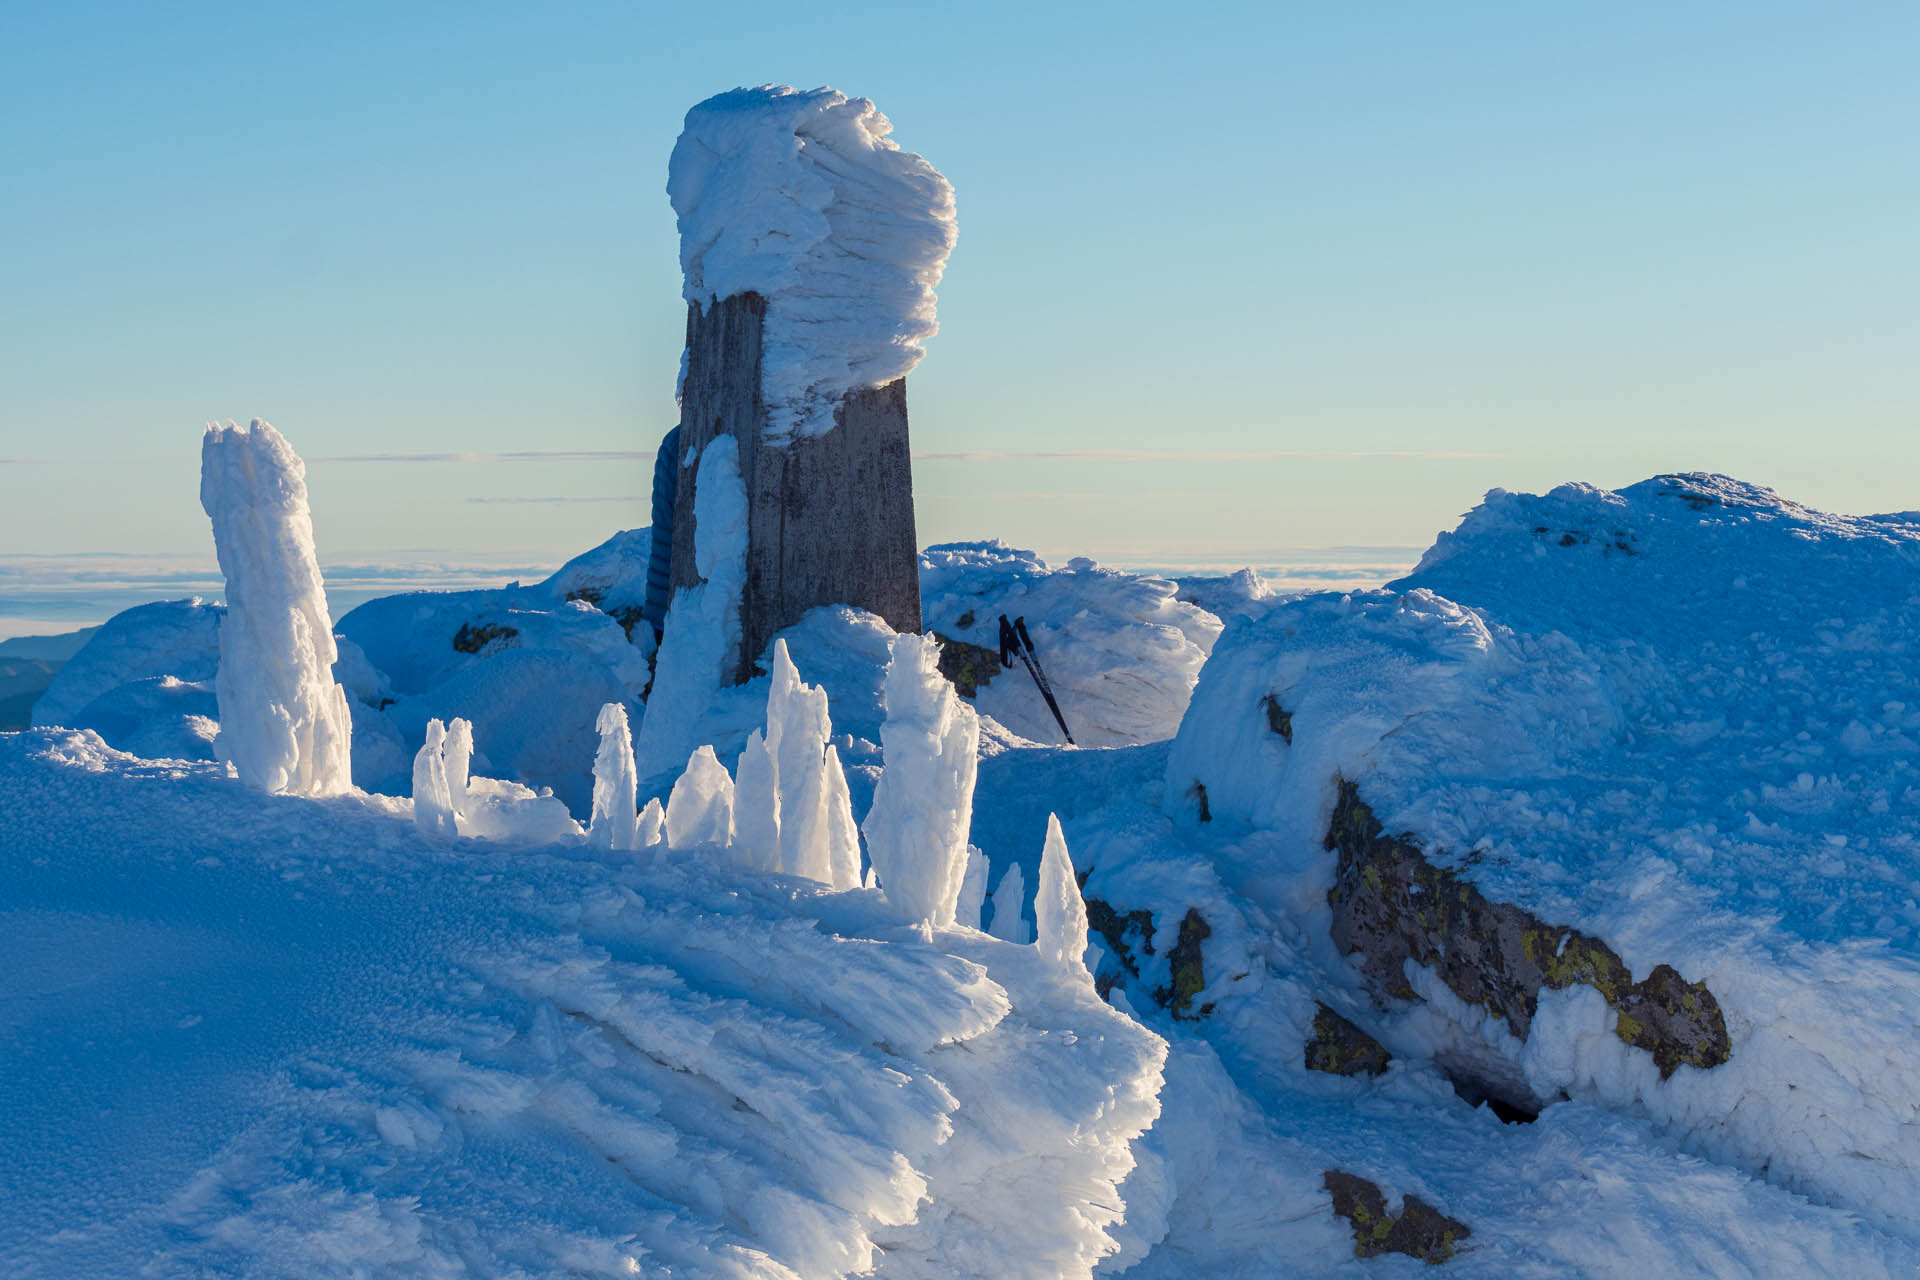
xmin=1 ymin=1 xmax=1915 ymax=633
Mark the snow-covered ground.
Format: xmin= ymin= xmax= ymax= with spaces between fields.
xmin=11 ymin=471 xmax=1920 ymax=1274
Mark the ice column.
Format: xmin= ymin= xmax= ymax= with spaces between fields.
xmin=987 ymin=863 xmax=1029 ymax=944
xmin=1035 ymin=814 xmax=1091 ymax=979
xmin=665 ymin=745 xmax=735 ymax=851
xmin=199 ymin=418 xmax=354 ymax=795
xmin=589 ymin=702 xmax=640 ymax=852
xmin=412 ymin=718 xmax=457 ymax=837
xmin=862 ymin=633 xmax=980 ymax=926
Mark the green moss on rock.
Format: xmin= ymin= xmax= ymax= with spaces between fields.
xmin=1323 ymin=1170 xmax=1469 ymax=1264
xmin=1325 ymin=779 xmax=1730 ymax=1080
xmin=930 ymin=632 xmax=1002 ymax=698
xmin=1153 ymin=908 xmax=1213 ymax=1020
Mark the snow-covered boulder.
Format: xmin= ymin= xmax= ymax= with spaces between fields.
xmin=920 ymin=542 xmax=1222 ymax=746
xmin=33 ymin=597 xmax=223 ymax=729
xmin=1166 ymin=473 xmax=1920 ymax=1228
xmin=538 ymin=527 xmax=654 ymax=633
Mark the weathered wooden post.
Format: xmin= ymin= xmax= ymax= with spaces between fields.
xmin=664 ymin=85 xmax=955 ymax=685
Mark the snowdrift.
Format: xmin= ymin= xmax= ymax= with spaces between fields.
xmin=1166 ymin=473 xmax=1920 ymax=1227
xmin=920 ymin=542 xmax=1222 ymax=747
xmin=0 ymin=728 xmax=1163 ymax=1278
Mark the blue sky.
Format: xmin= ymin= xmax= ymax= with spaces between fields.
xmin=1 ymin=1 xmax=1915 ymax=633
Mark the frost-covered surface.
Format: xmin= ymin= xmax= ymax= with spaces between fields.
xmin=0 ymin=727 xmax=1163 ymax=1277
xmin=668 ymin=85 xmax=957 ymax=441
xmin=921 ymin=542 xmax=1222 ymax=746
xmin=1167 ymin=473 xmax=1920 ymax=1229
xmin=963 ymin=742 xmax=1920 ymax=1277
xmin=199 ymin=420 xmax=353 ymax=796
xmin=636 ymin=436 xmax=748 ymax=781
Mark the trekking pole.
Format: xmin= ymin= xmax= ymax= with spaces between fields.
xmin=998 ymin=614 xmax=1075 ymax=745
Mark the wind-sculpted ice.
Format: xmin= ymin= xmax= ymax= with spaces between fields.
xmin=587 ymin=703 xmax=640 ymax=852
xmin=668 ymin=85 xmax=957 ymax=441
xmin=1035 ymin=814 xmax=1092 ymax=980
xmin=635 ymin=436 xmax=747 ymax=781
xmin=988 ymin=862 xmax=1030 ymax=944
xmin=665 ymin=744 xmax=735 ymax=851
xmin=199 ymin=419 xmax=353 ymax=795
xmin=727 ymin=639 xmax=862 ymax=887
xmin=864 ymin=633 xmax=980 ymax=926
xmin=411 ymin=717 xmax=457 ymax=837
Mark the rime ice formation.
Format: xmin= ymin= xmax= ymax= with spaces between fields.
xmin=987 ymin=862 xmax=1030 ymax=944
xmin=668 ymin=84 xmax=957 ymax=441
xmin=442 ymin=716 xmax=473 ymax=814
xmin=411 ymin=718 xmax=457 ymax=838
xmin=636 ymin=796 xmax=666 ymax=851
xmin=1167 ymin=473 xmax=1920 ymax=1230
xmin=635 ymin=436 xmax=748 ymax=780
xmin=701 ymin=640 xmax=862 ymax=887
xmin=957 ymin=846 xmax=990 ymax=932
xmin=199 ymin=419 xmax=354 ymax=795
xmin=665 ymin=744 xmax=735 ymax=851
xmin=1035 ymin=814 xmax=1091 ymax=979
xmin=864 ymin=634 xmax=980 ymax=926
xmin=587 ymin=703 xmax=640 ymax=852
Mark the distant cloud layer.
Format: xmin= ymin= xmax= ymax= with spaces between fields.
xmin=914 ymin=448 xmax=1497 ymax=462
xmin=315 ymin=450 xmax=652 ymax=464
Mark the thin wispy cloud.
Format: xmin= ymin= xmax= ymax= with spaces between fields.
xmin=913 ymin=448 xmax=1498 ymax=462
xmin=468 ymin=496 xmax=643 ymax=505
xmin=314 ymin=450 xmax=653 ymax=464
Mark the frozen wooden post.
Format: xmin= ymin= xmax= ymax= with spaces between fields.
xmin=671 ymin=292 xmax=922 ymax=683
xmin=663 ymin=86 xmax=954 ymax=685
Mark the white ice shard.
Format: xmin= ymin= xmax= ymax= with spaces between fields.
xmin=587 ymin=703 xmax=639 ymax=852
xmin=665 ymin=744 xmax=735 ymax=851
xmin=987 ymin=862 xmax=1029 ymax=944
xmin=863 ymin=633 xmax=979 ymax=926
xmin=443 ymin=716 xmax=473 ymax=815
xmin=199 ymin=418 xmax=353 ymax=795
xmin=412 ymin=718 xmax=457 ymax=838
xmin=1034 ymin=814 xmax=1091 ymax=979
xmin=957 ymin=845 xmax=989 ymax=932
xmin=634 ymin=436 xmax=748 ymax=780
xmin=731 ymin=727 xmax=781 ymax=872
xmin=636 ymin=796 xmax=666 ymax=851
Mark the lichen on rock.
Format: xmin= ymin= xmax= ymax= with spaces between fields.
xmin=1323 ymin=1170 xmax=1469 ymax=1264
xmin=1325 ymin=779 xmax=1730 ymax=1080
xmin=1304 ymin=1003 xmax=1390 ymax=1077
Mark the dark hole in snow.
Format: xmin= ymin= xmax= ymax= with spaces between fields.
xmin=1261 ymin=693 xmax=1293 ymax=743
xmin=1444 ymin=1070 xmax=1541 ymax=1124
xmin=1191 ymin=782 xmax=1212 ymax=822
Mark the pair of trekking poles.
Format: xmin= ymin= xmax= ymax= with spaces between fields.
xmin=998 ymin=614 xmax=1075 ymax=746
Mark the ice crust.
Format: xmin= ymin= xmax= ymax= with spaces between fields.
xmin=636 ymin=436 xmax=748 ymax=781
xmin=199 ymin=419 xmax=353 ymax=796
xmin=668 ymin=85 xmax=956 ymax=442
xmin=1166 ymin=473 xmax=1920 ymax=1227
